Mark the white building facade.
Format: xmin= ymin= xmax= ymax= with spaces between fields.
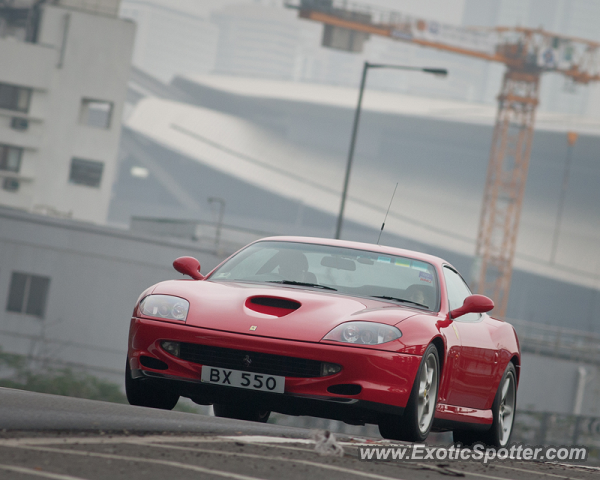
xmin=0 ymin=0 xmax=134 ymax=224
xmin=119 ymin=1 xmax=218 ymax=83
xmin=210 ymin=4 xmax=301 ymax=80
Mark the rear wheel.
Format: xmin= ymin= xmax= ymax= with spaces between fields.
xmin=379 ymin=344 xmax=439 ymax=442
xmin=453 ymin=362 xmax=517 ymax=447
xmin=213 ymin=403 xmax=271 ymax=423
xmin=125 ymin=360 xmax=179 ymax=410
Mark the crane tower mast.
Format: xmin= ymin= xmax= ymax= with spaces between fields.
xmin=286 ymin=0 xmax=600 ymax=316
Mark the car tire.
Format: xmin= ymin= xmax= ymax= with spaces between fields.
xmin=452 ymin=362 xmax=517 ymax=447
xmin=379 ymin=343 xmax=440 ymax=442
xmin=213 ymin=403 xmax=271 ymax=423
xmin=125 ymin=359 xmax=179 ymax=410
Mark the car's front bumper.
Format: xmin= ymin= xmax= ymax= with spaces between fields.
xmin=128 ymin=318 xmax=422 ymax=423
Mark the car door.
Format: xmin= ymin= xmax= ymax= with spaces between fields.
xmin=442 ymin=266 xmax=499 ymax=409
xmin=436 ymin=312 xmax=462 ymax=407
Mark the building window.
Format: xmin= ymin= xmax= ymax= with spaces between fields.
xmin=2 ymin=178 xmax=19 ymax=192
xmin=6 ymin=272 xmax=51 ymax=318
xmin=0 ymin=83 xmax=32 ymax=113
xmin=0 ymin=144 xmax=23 ymax=173
xmin=79 ymin=99 xmax=113 ymax=129
xmin=69 ymin=157 xmax=104 ymax=187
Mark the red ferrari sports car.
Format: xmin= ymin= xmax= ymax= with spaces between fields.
xmin=126 ymin=237 xmax=520 ymax=446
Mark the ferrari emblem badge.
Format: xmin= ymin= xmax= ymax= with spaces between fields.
xmin=243 ymin=355 xmax=252 ymax=367
xmin=249 ymin=326 xmax=257 ymax=331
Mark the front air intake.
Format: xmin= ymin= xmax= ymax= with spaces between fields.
xmin=327 ymin=384 xmax=362 ymax=396
xmin=245 ymin=296 xmax=301 ymax=317
xmin=140 ymin=355 xmax=168 ymax=370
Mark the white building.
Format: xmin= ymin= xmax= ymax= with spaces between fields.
xmin=0 ymin=0 xmax=134 ymax=224
xmin=211 ymin=4 xmax=301 ymax=80
xmin=119 ymin=1 xmax=219 ymax=83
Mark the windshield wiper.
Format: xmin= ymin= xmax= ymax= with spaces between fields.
xmin=370 ymin=295 xmax=428 ymax=309
xmin=267 ymin=280 xmax=337 ymax=291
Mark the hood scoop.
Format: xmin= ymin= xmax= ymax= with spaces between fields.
xmin=245 ymin=296 xmax=301 ymax=317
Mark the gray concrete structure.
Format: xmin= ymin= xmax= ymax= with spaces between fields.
xmin=518 ymin=353 xmax=600 ymax=417
xmin=0 ymin=206 xmax=220 ymax=383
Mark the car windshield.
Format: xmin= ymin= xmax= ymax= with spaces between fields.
xmin=209 ymin=241 xmax=440 ymax=311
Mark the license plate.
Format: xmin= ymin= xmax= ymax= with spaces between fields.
xmin=201 ymin=366 xmax=285 ymax=394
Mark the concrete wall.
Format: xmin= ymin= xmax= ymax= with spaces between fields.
xmin=518 ymin=353 xmax=600 ymax=417
xmin=0 ymin=206 xmax=220 ymax=383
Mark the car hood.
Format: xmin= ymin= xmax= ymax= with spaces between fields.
xmin=150 ymin=280 xmax=421 ymax=343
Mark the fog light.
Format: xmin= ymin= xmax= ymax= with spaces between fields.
xmin=161 ymin=341 xmax=181 ymax=357
xmin=321 ymin=362 xmax=342 ymax=376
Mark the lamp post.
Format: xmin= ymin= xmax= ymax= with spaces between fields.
xmin=550 ymin=131 xmax=578 ymax=264
xmin=208 ymin=197 xmax=225 ymax=254
xmin=334 ymin=61 xmax=448 ymax=240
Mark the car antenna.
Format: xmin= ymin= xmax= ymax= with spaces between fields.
xmin=377 ymin=183 xmax=398 ymax=245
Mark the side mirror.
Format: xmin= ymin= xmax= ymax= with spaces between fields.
xmin=450 ymin=294 xmax=494 ymax=319
xmin=173 ymin=256 xmax=204 ymax=280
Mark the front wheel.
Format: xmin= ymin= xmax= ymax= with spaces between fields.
xmin=379 ymin=344 xmax=439 ymax=442
xmin=213 ymin=403 xmax=271 ymax=423
xmin=125 ymin=360 xmax=179 ymax=410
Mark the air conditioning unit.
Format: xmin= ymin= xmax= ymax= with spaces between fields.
xmin=3 ymin=178 xmax=19 ymax=192
xmin=11 ymin=117 xmax=29 ymax=131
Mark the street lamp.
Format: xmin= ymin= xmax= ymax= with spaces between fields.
xmin=550 ymin=131 xmax=578 ymax=264
xmin=208 ymin=197 xmax=225 ymax=254
xmin=334 ymin=61 xmax=448 ymax=240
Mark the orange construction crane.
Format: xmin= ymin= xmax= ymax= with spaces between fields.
xmin=286 ymin=0 xmax=600 ymax=316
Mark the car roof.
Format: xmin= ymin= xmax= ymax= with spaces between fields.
xmin=255 ymin=236 xmax=449 ymax=268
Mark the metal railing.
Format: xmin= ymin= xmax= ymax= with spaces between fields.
xmin=507 ymin=317 xmax=600 ymax=365
xmin=130 ymin=216 xmax=276 ymax=258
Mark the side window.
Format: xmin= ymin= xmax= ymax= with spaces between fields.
xmin=443 ymin=266 xmax=480 ymax=322
xmin=0 ymin=144 xmax=22 ymax=190
xmin=0 ymin=83 xmax=31 ymax=113
xmin=69 ymin=158 xmax=104 ymax=187
xmin=6 ymin=272 xmax=51 ymax=318
xmin=79 ymin=99 xmax=113 ymax=129
xmin=0 ymin=144 xmax=23 ymax=172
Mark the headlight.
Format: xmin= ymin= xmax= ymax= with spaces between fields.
xmin=322 ymin=322 xmax=402 ymax=345
xmin=140 ymin=295 xmax=189 ymax=321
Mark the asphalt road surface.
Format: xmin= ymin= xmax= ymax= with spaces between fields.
xmin=0 ymin=388 xmax=598 ymax=480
